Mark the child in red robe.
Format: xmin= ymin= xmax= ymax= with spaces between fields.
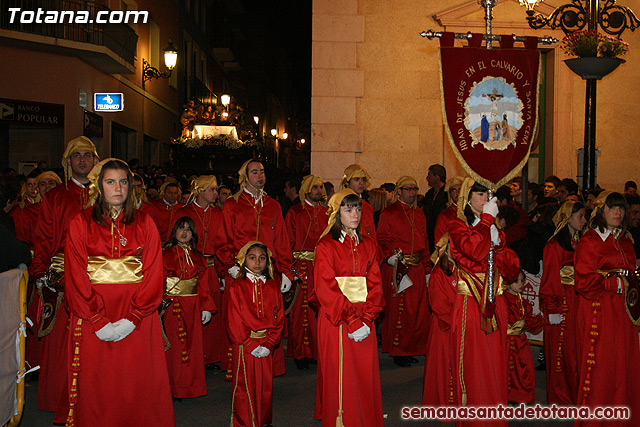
xmin=227 ymin=241 xmax=284 ymax=427
xmin=505 ymin=270 xmax=545 ymax=404
xmin=162 ymin=216 xmax=216 ymax=399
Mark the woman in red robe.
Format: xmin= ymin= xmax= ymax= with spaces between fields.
xmin=64 ymin=159 xmax=174 ymax=427
xmin=540 ymin=201 xmax=587 ymax=405
xmin=574 ymin=191 xmax=640 ymax=427
xmin=449 ymin=178 xmax=520 ymax=426
xmin=504 ymin=270 xmax=544 ymax=404
xmin=422 ymin=234 xmax=457 ymax=409
xmin=314 ymin=188 xmax=384 ymax=427
xmin=163 ymin=216 xmax=216 ymax=398
xmin=227 ymin=241 xmax=284 ymax=427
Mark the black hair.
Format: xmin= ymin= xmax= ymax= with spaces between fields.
xmin=624 ymin=193 xmax=640 ymax=208
xmin=625 ymin=180 xmax=638 ymax=191
xmin=528 ymin=181 xmax=543 ymax=200
xmin=591 ymin=192 xmax=628 ymax=233
xmin=497 ymin=205 xmax=519 ymax=229
xmin=0 ymin=174 xmax=21 ymax=209
xmin=168 ymin=216 xmax=198 ymax=249
xmin=330 ymin=193 xmax=363 ymax=241
xmin=544 ymin=175 xmax=561 ymax=188
xmin=559 ymin=178 xmax=579 ymax=194
xmin=555 ymin=201 xmax=585 ymax=252
xmin=380 ymin=182 xmax=396 ymax=193
xmin=495 ymin=185 xmax=512 ymax=204
xmin=239 ymin=242 xmax=273 ymax=279
xmin=463 ymin=181 xmax=488 ymax=225
xmin=324 ymin=182 xmax=334 ymax=193
xmin=428 ymin=164 xmax=446 ymax=183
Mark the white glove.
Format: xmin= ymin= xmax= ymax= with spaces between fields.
xmin=251 ymin=345 xmax=267 ymax=358
xmin=201 ymin=310 xmax=212 ymax=324
xmin=483 ymin=196 xmax=499 ymax=218
xmin=35 ymin=276 xmax=46 ymax=290
xmin=258 ymin=346 xmax=271 ymax=357
xmin=490 ymin=224 xmax=501 ymax=246
xmin=387 ymin=252 xmax=399 ymax=266
xmin=112 ymin=319 xmax=135 ymax=341
xmin=348 ymin=324 xmax=371 ymax=342
xmin=281 ymin=275 xmax=292 ymax=293
xmin=228 ymin=265 xmax=240 ymax=279
xmin=95 ymin=323 xmax=120 ymax=342
xmin=220 ymin=278 xmax=226 ymax=291
xmin=548 ymin=314 xmax=564 ymax=325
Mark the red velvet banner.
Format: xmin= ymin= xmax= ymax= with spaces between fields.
xmin=440 ymin=43 xmax=541 ymax=188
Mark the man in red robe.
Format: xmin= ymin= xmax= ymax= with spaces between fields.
xmin=142 ymin=181 xmax=184 ymax=242
xmin=30 ymin=136 xmax=98 ymax=422
xmin=340 ymin=164 xmax=377 ymax=244
xmin=284 ymin=174 xmax=328 ymax=369
xmin=434 ymin=176 xmax=464 ymax=245
xmin=132 ymin=173 xmax=152 ymax=211
xmin=221 ymin=159 xmax=294 ymax=377
xmin=172 ymin=175 xmax=224 ymax=366
xmin=377 ymin=176 xmax=430 ymax=366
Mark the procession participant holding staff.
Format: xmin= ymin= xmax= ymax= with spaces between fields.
xmin=30 ymin=136 xmax=98 ymax=421
xmin=377 ymin=176 xmax=430 ymax=366
xmin=284 ymin=174 xmax=328 ymax=369
xmin=162 ymin=216 xmax=216 ymax=399
xmin=227 ymin=241 xmax=284 ymax=427
xmin=449 ymin=178 xmax=519 ymax=426
xmin=314 ymin=188 xmax=384 ymax=427
xmin=574 ymin=191 xmax=640 ymax=427
xmin=64 ymin=158 xmax=174 ymax=426
xmin=540 ymin=200 xmax=586 ymax=405
xmin=172 ymin=175 xmax=224 ymax=366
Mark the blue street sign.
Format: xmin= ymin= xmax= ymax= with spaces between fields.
xmin=94 ymin=93 xmax=124 ymax=112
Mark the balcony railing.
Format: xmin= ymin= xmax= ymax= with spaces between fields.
xmin=0 ymin=0 xmax=137 ymax=66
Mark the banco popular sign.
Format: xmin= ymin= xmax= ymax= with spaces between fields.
xmin=0 ymin=98 xmax=64 ymax=128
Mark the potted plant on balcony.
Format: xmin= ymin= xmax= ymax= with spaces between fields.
xmin=562 ymin=30 xmax=629 ymax=80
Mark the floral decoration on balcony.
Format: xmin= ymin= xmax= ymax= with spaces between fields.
xmin=561 ymin=30 xmax=630 ymax=58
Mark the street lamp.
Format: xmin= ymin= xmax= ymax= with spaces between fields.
xmin=521 ymin=0 xmax=638 ymax=189
xmin=253 ymin=116 xmax=259 ymax=124
xmin=300 ymin=139 xmax=305 ymax=144
xmin=142 ymin=40 xmax=178 ymax=90
xmin=221 ymin=94 xmax=231 ymax=107
xmin=282 ymin=132 xmax=288 ymax=139
xmin=271 ymin=129 xmax=277 ymax=137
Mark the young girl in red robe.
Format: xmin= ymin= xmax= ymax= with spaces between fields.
xmin=314 ymin=188 xmax=384 ymax=427
xmin=64 ymin=158 xmax=174 ymax=426
xmin=505 ymin=270 xmax=544 ymax=404
xmin=540 ymin=201 xmax=586 ymax=405
xmin=163 ymin=216 xmax=216 ymax=399
xmin=227 ymin=241 xmax=284 ymax=427
xmin=574 ymin=191 xmax=640 ymax=427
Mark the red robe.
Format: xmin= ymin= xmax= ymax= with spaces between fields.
xmin=162 ymin=244 xmax=216 ymax=398
xmin=377 ymin=200 xmax=430 ymax=356
xmin=504 ymin=290 xmax=544 ymax=404
xmin=284 ymin=200 xmax=327 ymax=360
xmin=422 ymin=264 xmax=457 ymax=407
xmin=227 ymin=276 xmax=284 ymax=427
xmin=30 ymin=180 xmax=90 ymax=419
xmin=574 ymin=229 xmax=640 ymax=427
xmin=172 ymin=202 xmax=224 ymax=364
xmin=221 ymin=192 xmax=292 ymax=376
xmin=449 ymin=214 xmax=518 ymax=426
xmin=10 ymin=199 xmax=39 ymax=247
xmin=142 ymin=198 xmax=184 ymax=242
xmin=503 ymin=201 xmax=531 ymax=246
xmin=314 ymin=233 xmax=384 ymax=427
xmin=434 ymin=204 xmax=458 ymax=245
xmin=64 ymin=209 xmax=174 ymax=427
xmin=540 ymin=237 xmax=579 ymax=405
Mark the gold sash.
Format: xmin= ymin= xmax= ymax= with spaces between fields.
xmin=403 ymin=250 xmax=424 ymax=266
xmin=457 ymin=271 xmax=505 ymax=298
xmin=86 ymin=256 xmax=143 ymax=284
xmin=250 ymin=329 xmax=267 ymax=339
xmin=507 ymin=319 xmax=525 ymax=335
xmin=560 ymin=266 xmax=575 ymax=286
xmin=50 ymin=252 xmax=65 ymax=274
xmin=165 ymin=277 xmax=198 ymax=296
xmin=203 ymin=254 xmax=216 ymax=267
xmin=336 ymin=276 xmax=367 ymax=303
xmin=293 ymin=251 xmax=315 ymax=261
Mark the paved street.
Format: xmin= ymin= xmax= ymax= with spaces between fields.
xmin=21 ymin=345 xmax=572 ymax=426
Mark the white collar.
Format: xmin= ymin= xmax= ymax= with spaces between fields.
xmin=136 ymin=199 xmax=142 ymax=209
xmin=163 ymin=198 xmax=177 ymax=207
xmin=305 ymin=198 xmax=318 ymax=208
xmin=472 ymin=217 xmax=481 ymax=226
xmin=596 ymin=228 xmax=611 ymax=242
xmin=244 ymin=187 xmax=263 ymax=203
xmin=71 ymin=177 xmax=87 ymax=188
xmin=194 ymin=199 xmax=209 ymax=211
xmin=245 ymin=269 xmax=266 ymax=283
xmin=339 ymin=229 xmax=359 ymax=244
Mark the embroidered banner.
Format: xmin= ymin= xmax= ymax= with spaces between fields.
xmin=440 ymin=39 xmax=541 ymax=187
